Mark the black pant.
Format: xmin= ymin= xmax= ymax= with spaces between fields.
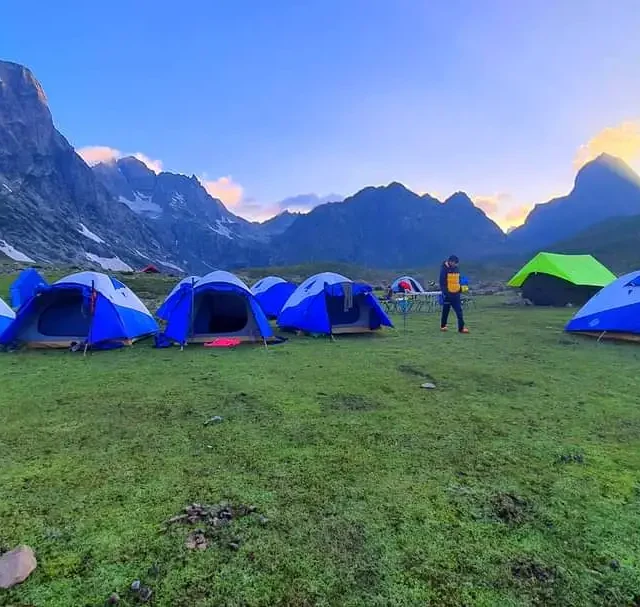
xmin=441 ymin=293 xmax=464 ymax=331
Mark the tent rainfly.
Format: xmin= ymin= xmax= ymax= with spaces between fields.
xmin=278 ymin=272 xmax=393 ymax=335
xmin=565 ymin=270 xmax=640 ymax=341
xmin=508 ymin=252 xmax=616 ymax=306
xmin=157 ymin=271 xmax=273 ymax=345
xmin=0 ymin=297 xmax=15 ymax=338
xmin=251 ymin=276 xmax=296 ymax=319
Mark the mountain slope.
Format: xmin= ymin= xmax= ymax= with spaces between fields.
xmin=550 ymin=214 xmax=640 ymax=272
xmin=0 ymin=60 xmax=167 ymax=269
xmin=272 ymin=183 xmax=506 ymax=267
xmin=92 ymin=158 xmax=268 ymax=272
xmin=509 ymin=154 xmax=640 ymax=251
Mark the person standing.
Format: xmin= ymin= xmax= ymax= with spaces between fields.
xmin=439 ymin=255 xmax=469 ymax=333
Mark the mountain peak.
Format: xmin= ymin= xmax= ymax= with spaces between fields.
xmin=444 ymin=191 xmax=474 ymax=207
xmin=0 ymin=60 xmax=48 ymax=105
xmin=575 ymin=153 xmax=640 ymax=190
xmin=385 ymin=181 xmax=411 ymax=193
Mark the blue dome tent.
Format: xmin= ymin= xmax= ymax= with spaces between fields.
xmin=251 ymin=276 xmax=296 ymax=319
xmin=565 ymin=270 xmax=640 ymax=341
xmin=391 ymin=275 xmax=425 ymax=293
xmin=0 ymin=297 xmax=15 ymax=338
xmin=278 ymin=272 xmax=393 ymax=335
xmin=10 ymin=268 xmax=47 ymax=309
xmin=0 ymin=271 xmax=158 ymax=349
xmin=157 ymin=270 xmax=273 ymax=345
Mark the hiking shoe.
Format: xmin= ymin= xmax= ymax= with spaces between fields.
xmin=440 ymin=326 xmax=448 ymax=332
xmin=459 ymin=328 xmax=470 ymax=334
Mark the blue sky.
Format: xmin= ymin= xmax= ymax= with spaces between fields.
xmin=3 ymin=0 xmax=640 ymax=227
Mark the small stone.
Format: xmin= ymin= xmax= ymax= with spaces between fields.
xmin=421 ymin=382 xmax=436 ymax=390
xmin=258 ymin=515 xmax=269 ymax=526
xmin=204 ymin=415 xmax=224 ymax=425
xmin=131 ymin=579 xmax=141 ymax=592
xmin=610 ymin=559 xmax=620 ymax=571
xmin=0 ymin=545 xmax=37 ymax=589
xmin=228 ymin=542 xmax=240 ymax=551
xmin=107 ymin=592 xmax=120 ymax=605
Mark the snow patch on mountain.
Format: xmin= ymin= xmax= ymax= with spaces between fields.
xmin=161 ymin=261 xmax=185 ymax=272
xmin=170 ymin=192 xmax=186 ymax=209
xmin=118 ymin=192 xmax=162 ymax=216
xmin=209 ymin=220 xmax=234 ymax=239
xmin=0 ymin=240 xmax=35 ymax=263
xmin=85 ymin=253 xmax=133 ymax=271
xmin=77 ymin=223 xmax=106 ymax=244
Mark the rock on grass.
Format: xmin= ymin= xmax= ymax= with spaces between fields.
xmin=0 ymin=545 xmax=37 ymax=589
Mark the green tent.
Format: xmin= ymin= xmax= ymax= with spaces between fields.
xmin=508 ymin=252 xmax=615 ymax=306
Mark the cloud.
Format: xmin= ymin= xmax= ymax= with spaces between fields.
xmin=77 ymin=145 xmax=121 ymax=165
xmin=200 ymin=176 xmax=244 ymax=207
xmin=132 ymin=153 xmax=163 ymax=174
xmin=199 ymin=184 xmax=343 ymax=222
xmin=503 ymin=204 xmax=531 ymax=228
xmin=471 ymin=192 xmax=531 ymax=231
xmin=473 ymin=193 xmax=512 ymax=216
xmin=574 ymin=120 xmax=640 ymax=170
xmin=77 ymin=145 xmax=163 ymax=173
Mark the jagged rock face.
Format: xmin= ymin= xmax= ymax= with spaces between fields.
xmin=92 ymin=157 xmax=269 ymax=272
xmin=0 ymin=60 xmax=165 ymax=269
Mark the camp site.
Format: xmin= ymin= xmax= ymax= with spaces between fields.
xmin=1 ymin=256 xmax=640 ymax=607
xmin=3 ymin=12 xmax=640 ymax=603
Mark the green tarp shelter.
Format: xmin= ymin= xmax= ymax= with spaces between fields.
xmin=508 ymin=252 xmax=615 ymax=307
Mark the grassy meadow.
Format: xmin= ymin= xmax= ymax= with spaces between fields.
xmin=1 ymin=275 xmax=640 ymax=606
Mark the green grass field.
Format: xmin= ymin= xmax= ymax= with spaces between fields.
xmin=1 ymin=293 xmax=640 ymax=606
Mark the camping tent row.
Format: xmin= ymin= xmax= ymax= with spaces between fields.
xmin=156 ymin=271 xmax=393 ymax=344
xmin=0 ymin=269 xmax=393 ymax=349
xmin=508 ymin=252 xmax=616 ymax=307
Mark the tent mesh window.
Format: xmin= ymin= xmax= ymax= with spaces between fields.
xmin=193 ymin=291 xmax=249 ymax=334
xmin=37 ymin=290 xmax=91 ymax=337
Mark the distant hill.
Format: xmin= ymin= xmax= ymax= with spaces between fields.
xmin=272 ymin=183 xmax=507 ymax=268
xmin=509 ymin=154 xmax=640 ymax=251
xmin=550 ymin=214 xmax=640 ymax=273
